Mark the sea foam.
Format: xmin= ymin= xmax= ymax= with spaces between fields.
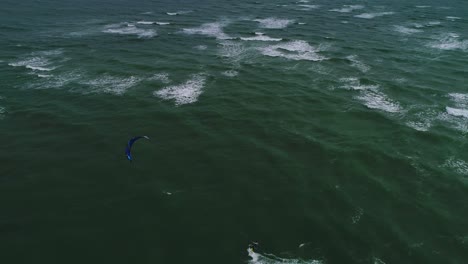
xmin=182 ymin=22 xmax=231 ymax=40
xmin=259 ymin=40 xmax=325 ymax=61
xmin=329 ymin=5 xmax=364 ymax=13
xmin=346 ymin=55 xmax=370 ymax=73
xmin=354 ymin=12 xmax=394 ymax=19
xmin=254 ymin=18 xmax=294 ymax=29
xmin=154 ymin=74 xmax=206 ymax=105
xmin=247 ymin=245 xmax=322 ymax=264
xmin=103 ymin=23 xmax=156 ymax=38
xmin=240 ymin=32 xmax=282 ymax=42
xmin=429 ymin=33 xmax=468 ymax=51
xmin=393 ymin=25 xmax=423 ymax=35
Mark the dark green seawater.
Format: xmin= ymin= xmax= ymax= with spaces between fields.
xmin=1 ymin=0 xmax=468 ymax=263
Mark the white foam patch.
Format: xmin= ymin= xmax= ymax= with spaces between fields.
xmin=338 ymin=77 xmax=378 ymax=90
xmin=83 ymin=75 xmax=141 ymax=95
xmin=443 ymin=157 xmax=468 ymax=176
xmin=219 ymin=41 xmax=248 ymax=63
xmin=222 ymin=70 xmax=238 ymax=77
xmin=103 ymin=23 xmax=156 ymax=38
xmin=354 ymin=12 xmax=394 ymax=19
xmin=247 ymin=246 xmax=322 ymax=264
xmin=8 ymin=50 xmax=63 ymax=72
xmin=393 ymin=25 xmax=423 ymax=35
xmin=156 ymin=22 xmax=170 ymax=25
xmin=241 ymin=32 xmax=282 ymax=41
xmin=351 ymin=207 xmax=364 ymax=224
xmin=357 ymin=90 xmax=401 ymax=113
xmin=195 ymin=45 xmax=208 ymax=50
xmin=154 ymin=74 xmax=206 ymax=105
xmin=259 ymin=40 xmax=325 ymax=61
xmin=137 ymin=21 xmax=155 ymax=25
xmin=254 ymin=18 xmax=294 ymax=29
xmin=298 ymin=5 xmax=320 ymax=10
xmin=449 ymin=93 xmax=468 ymax=107
xmin=166 ymin=11 xmax=192 ymax=16
xmin=182 ymin=22 xmax=231 ymax=40
xmin=416 ymin=6 xmax=431 ymax=8
xmin=405 ymin=109 xmax=438 ymax=132
xmin=330 ymin=5 xmax=364 ymax=13
xmin=346 ymin=55 xmax=370 ymax=73
xmin=166 ymin=12 xmax=177 ymax=16
xmin=429 ymin=33 xmax=468 ymax=51
xmin=446 ymin=16 xmax=461 ymax=21
xmin=446 ymin=107 xmax=468 ymax=118
xmin=37 ymin=74 xmax=52 ymax=78
xmin=149 ymin=73 xmax=170 ymax=84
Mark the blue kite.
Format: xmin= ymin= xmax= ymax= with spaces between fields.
xmin=125 ymin=136 xmax=150 ymax=161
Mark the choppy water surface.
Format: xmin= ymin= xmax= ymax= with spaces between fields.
xmin=1 ymin=0 xmax=468 ymax=263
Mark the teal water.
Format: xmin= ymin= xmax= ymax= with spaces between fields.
xmin=1 ymin=0 xmax=468 ymax=263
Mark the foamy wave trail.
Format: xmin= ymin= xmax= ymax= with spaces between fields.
xmin=329 ymin=5 xmax=364 ymax=13
xmin=83 ymin=75 xmax=141 ymax=95
xmin=354 ymin=12 xmax=394 ymax=19
xmin=298 ymin=5 xmax=320 ymax=10
xmin=156 ymin=22 xmax=170 ymax=25
xmin=221 ymin=70 xmax=238 ymax=77
xmin=219 ymin=41 xmax=248 ymax=63
xmin=182 ymin=22 xmax=231 ymax=40
xmin=446 ymin=107 xmax=468 ymax=118
xmin=429 ymin=33 xmax=468 ymax=51
xmin=443 ymin=157 xmax=468 ymax=176
xmin=247 ymin=246 xmax=322 ymax=264
xmin=166 ymin=10 xmax=192 ymax=16
xmin=346 ymin=55 xmax=370 ymax=73
xmin=357 ymin=90 xmax=401 ymax=113
xmin=154 ymin=74 xmax=206 ymax=106
xmin=449 ymin=93 xmax=468 ymax=108
xmin=254 ymin=18 xmax=294 ymax=29
xmin=8 ymin=50 xmax=63 ymax=72
xmin=338 ymin=77 xmax=378 ymax=90
xmin=416 ymin=6 xmax=431 ymax=8
xmin=240 ymin=32 xmax=282 ymax=42
xmin=137 ymin=21 xmax=155 ymax=25
xmin=393 ymin=25 xmax=423 ymax=35
xmin=259 ymin=40 xmax=325 ymax=61
xmin=446 ymin=16 xmax=461 ymax=21
xmin=103 ymin=23 xmax=156 ymax=38
xmin=149 ymin=73 xmax=171 ymax=84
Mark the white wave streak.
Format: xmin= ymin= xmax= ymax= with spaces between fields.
xmin=103 ymin=23 xmax=156 ymax=38
xmin=449 ymin=93 xmax=468 ymax=108
xmin=83 ymin=75 xmax=141 ymax=95
xmin=443 ymin=157 xmax=468 ymax=176
xmin=298 ymin=5 xmax=320 ymax=10
xmin=357 ymin=90 xmax=401 ymax=113
xmin=248 ymin=246 xmax=322 ymax=264
xmin=8 ymin=49 xmax=63 ymax=72
xmin=182 ymin=22 xmax=231 ymax=40
xmin=429 ymin=33 xmax=468 ymax=51
xmin=154 ymin=74 xmax=206 ymax=105
xmin=393 ymin=25 xmax=423 ymax=35
xmin=254 ymin=18 xmax=294 ymax=29
xmin=137 ymin=21 xmax=155 ymax=25
xmin=446 ymin=107 xmax=468 ymax=118
xmin=355 ymin=12 xmax=394 ymax=19
xmin=222 ymin=70 xmax=238 ymax=77
xmin=241 ymin=32 xmax=282 ymax=42
xmin=149 ymin=73 xmax=171 ymax=84
xmin=260 ymin=40 xmax=325 ymax=61
xmin=329 ymin=5 xmax=364 ymax=13
xmin=346 ymin=55 xmax=370 ymax=73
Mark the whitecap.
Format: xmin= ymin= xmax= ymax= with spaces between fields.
xmin=156 ymin=22 xmax=170 ymax=25
xmin=37 ymin=74 xmax=52 ymax=78
xmin=247 ymin=245 xmax=322 ymax=264
xmin=443 ymin=157 xmax=468 ymax=176
xmin=356 ymin=90 xmax=401 ymax=113
xmin=429 ymin=33 xmax=468 ymax=51
xmin=83 ymin=75 xmax=141 ymax=95
xmin=346 ymin=55 xmax=370 ymax=73
xmin=9 ymin=57 xmax=54 ymax=72
xmin=182 ymin=22 xmax=231 ymax=40
xmin=449 ymin=93 xmax=468 ymax=108
xmin=393 ymin=25 xmax=423 ymax=35
xmin=103 ymin=23 xmax=157 ymax=38
xmin=415 ymin=6 xmax=431 ymax=8
xmin=259 ymin=40 xmax=325 ymax=61
xmin=149 ymin=73 xmax=170 ymax=84
xmin=446 ymin=16 xmax=461 ymax=21
xmin=329 ymin=5 xmax=364 ymax=13
xmin=338 ymin=77 xmax=378 ymax=90
xmin=221 ymin=70 xmax=238 ymax=77
xmin=298 ymin=5 xmax=320 ymax=10
xmin=137 ymin=21 xmax=155 ymax=25
xmin=254 ymin=18 xmax=294 ymax=29
xmin=446 ymin=107 xmax=468 ymax=118
xmin=166 ymin=12 xmax=178 ymax=16
xmin=195 ymin=45 xmax=208 ymax=50
xmin=154 ymin=74 xmax=206 ymax=105
xmin=240 ymin=32 xmax=282 ymax=41
xmin=354 ymin=12 xmax=394 ymax=19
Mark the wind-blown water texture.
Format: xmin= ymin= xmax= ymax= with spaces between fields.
xmin=1 ymin=0 xmax=468 ymax=263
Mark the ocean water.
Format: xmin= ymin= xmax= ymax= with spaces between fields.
xmin=1 ymin=0 xmax=468 ymax=263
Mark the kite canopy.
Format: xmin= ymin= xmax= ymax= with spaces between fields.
xmin=125 ymin=136 xmax=150 ymax=161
